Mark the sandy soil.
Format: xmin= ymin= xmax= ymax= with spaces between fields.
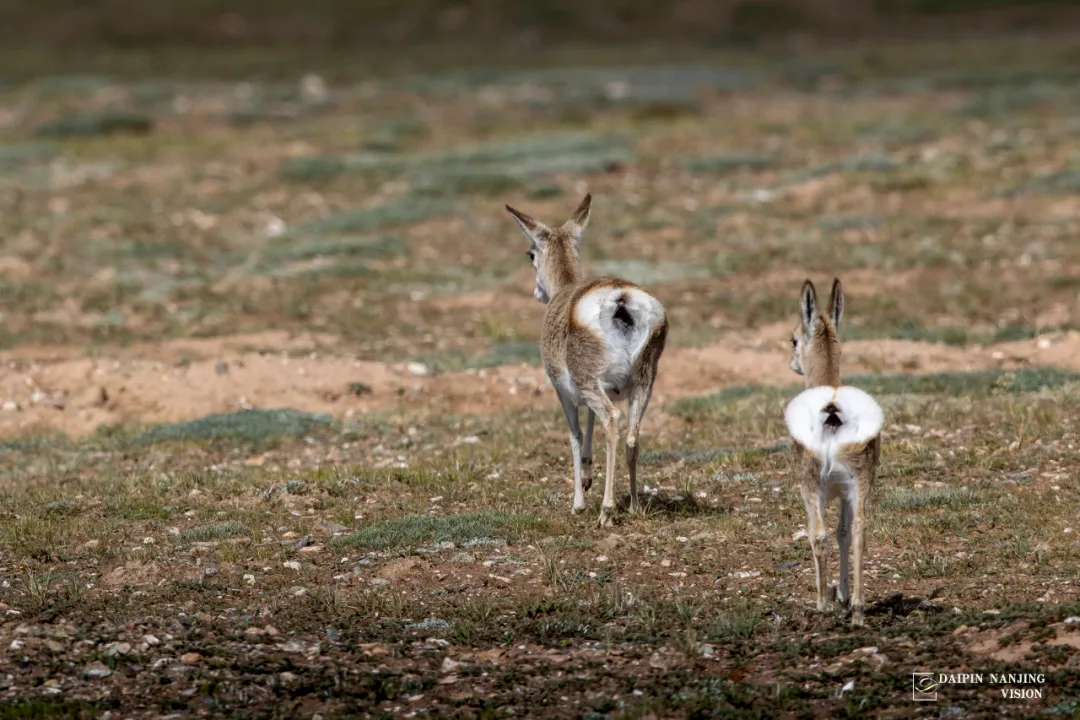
xmin=2 ymin=326 xmax=1078 ymax=438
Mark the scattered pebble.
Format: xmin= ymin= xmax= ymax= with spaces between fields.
xmin=441 ymin=657 xmax=464 ymax=673
xmin=83 ymin=662 xmax=112 ymax=679
xmin=283 ymin=561 xmax=301 ymax=571
xmin=406 ymin=362 xmax=430 ymax=377
xmin=181 ymin=653 xmax=202 ymax=665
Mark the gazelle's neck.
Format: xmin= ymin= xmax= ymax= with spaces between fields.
xmin=544 ymin=243 xmax=582 ymax=296
xmin=806 ymin=331 xmax=841 ymax=388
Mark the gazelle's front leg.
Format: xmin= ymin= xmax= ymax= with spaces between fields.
xmin=555 ymin=390 xmax=585 ymax=514
xmin=624 ymin=375 xmax=656 ymax=512
xmin=582 ymin=409 xmax=595 ymax=492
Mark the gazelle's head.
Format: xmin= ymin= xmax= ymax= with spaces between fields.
xmin=504 ymin=193 xmax=591 ymax=304
xmin=791 ymin=278 xmax=843 ymax=388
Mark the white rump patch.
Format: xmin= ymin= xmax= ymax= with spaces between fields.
xmin=573 ymin=286 xmax=665 ymax=399
xmin=785 ymin=385 xmax=883 ymax=459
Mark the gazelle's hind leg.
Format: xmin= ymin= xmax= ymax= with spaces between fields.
xmin=836 ymin=494 xmax=854 ymax=607
xmin=582 ymin=409 xmax=596 ymax=492
xmin=624 ymin=374 xmax=656 ymax=513
xmin=851 ymin=489 xmax=869 ymax=627
xmin=802 ymin=486 xmax=829 ymax=612
xmin=555 ymin=388 xmax=586 ymax=514
xmin=583 ymin=383 xmax=621 ymax=528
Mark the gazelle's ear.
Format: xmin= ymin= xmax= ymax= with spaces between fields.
xmin=562 ymin=193 xmax=591 ymax=248
xmin=801 ymin=279 xmax=819 ymax=331
xmin=505 ymin=204 xmax=550 ymax=248
xmin=828 ymin=278 xmax=844 ymax=330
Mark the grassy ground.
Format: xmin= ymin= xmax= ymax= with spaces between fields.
xmin=1 ymin=38 xmax=1080 ymax=717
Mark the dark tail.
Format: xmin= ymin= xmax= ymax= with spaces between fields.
xmin=612 ymin=292 xmax=635 ymax=333
xmin=822 ymin=402 xmax=844 ymax=434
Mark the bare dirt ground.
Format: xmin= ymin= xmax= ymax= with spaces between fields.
xmin=2 ymin=328 xmax=1079 ymax=437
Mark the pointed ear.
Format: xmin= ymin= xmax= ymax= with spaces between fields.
xmin=800 ymin=279 xmax=818 ymax=329
xmin=562 ymin=193 xmax=591 ymax=247
xmin=828 ymin=278 xmax=843 ymax=330
xmin=505 ymin=204 xmax=549 ymax=247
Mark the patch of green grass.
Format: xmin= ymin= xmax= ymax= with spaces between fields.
xmin=684 ymin=153 xmax=776 ymax=175
xmin=412 ymin=170 xmax=522 ymax=197
xmin=289 ymin=197 xmax=458 ymax=235
xmin=669 ymin=385 xmax=788 ymax=421
xmin=848 ymin=367 xmax=1080 ymax=397
xmin=0 ymin=697 xmax=99 ymax=720
xmin=178 ymin=522 xmax=250 ymax=542
xmin=267 ymin=235 xmax=410 ymax=262
xmin=416 ymin=340 xmax=541 ymax=372
xmin=0 ymin=141 xmax=57 ymax=171
xmin=999 ymin=168 xmax=1080 ymax=197
xmin=34 ymin=112 xmax=153 ymax=138
xmin=135 ymin=408 xmax=334 ymax=444
xmin=879 ymin=486 xmax=979 ymax=511
xmin=278 ymin=132 xmax=633 ymax=185
xmin=772 ymin=153 xmax=899 ymax=189
xmin=334 ymin=511 xmax=545 ymax=552
xmin=640 ymin=442 xmax=788 ymax=466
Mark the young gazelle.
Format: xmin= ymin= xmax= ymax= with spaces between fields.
xmin=784 ymin=279 xmax=883 ymax=627
xmin=505 ymin=194 xmax=668 ymax=527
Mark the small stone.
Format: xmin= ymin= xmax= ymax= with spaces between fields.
xmin=298 ymin=545 xmax=323 ymax=555
xmin=440 ymin=657 xmax=464 ymax=673
xmin=1 ymin=401 xmax=19 ymax=412
xmin=104 ymin=642 xmax=131 ymax=657
xmin=84 ymin=540 xmax=100 ymax=549
xmin=290 ymin=587 xmax=308 ymax=597
xmin=83 ymin=661 xmax=112 ymax=679
xmin=292 ymin=535 xmax=311 ymax=551
xmin=143 ymin=634 xmax=160 ymax=645
xmin=181 ymin=652 xmax=202 ymax=665
xmin=203 ymin=567 xmax=217 ymax=577
xmin=1064 ymin=616 xmax=1080 ymax=625
xmin=243 ymin=574 xmax=256 ymax=585
xmin=406 ymin=362 xmax=430 ymax=377
xmin=283 ymin=561 xmax=301 ymax=571
xmin=676 ymin=536 xmax=688 ymax=543
xmin=660 ymin=559 xmax=671 ymax=568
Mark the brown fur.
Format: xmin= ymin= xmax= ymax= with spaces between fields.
xmin=788 ymin=278 xmax=882 ymax=627
xmin=505 ymin=195 xmax=669 ymax=526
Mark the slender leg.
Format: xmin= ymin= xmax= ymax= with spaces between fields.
xmin=555 ymin=389 xmax=585 ymax=514
xmin=586 ymin=383 xmax=621 ymax=528
xmin=582 ymin=409 xmax=595 ymax=492
xmin=624 ymin=375 xmax=656 ymax=513
xmin=803 ymin=487 xmax=829 ymax=612
xmin=836 ymin=495 xmax=853 ymax=607
xmin=851 ymin=492 xmax=867 ymax=627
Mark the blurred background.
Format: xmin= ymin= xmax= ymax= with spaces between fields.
xmin=2 ymin=0 xmax=1080 ymax=76
xmin=2 ymin=0 xmax=1080 ymax=435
